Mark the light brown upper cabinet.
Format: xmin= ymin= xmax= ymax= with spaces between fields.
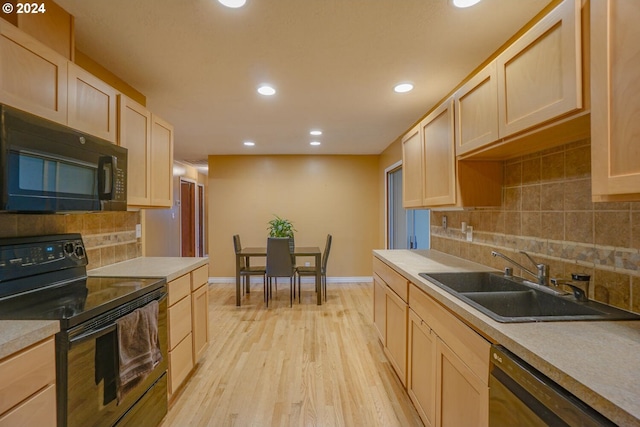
xmin=454 ymin=0 xmax=586 ymax=159
xmin=591 ymin=0 xmax=640 ymax=201
xmin=0 ymin=20 xmax=68 ymax=124
xmin=497 ymin=0 xmax=582 ymax=138
xmin=150 ymin=114 xmax=174 ymax=207
xmin=118 ymin=97 xmax=174 ymax=208
xmin=421 ymin=99 xmax=457 ymax=206
xmin=454 ymin=62 xmax=499 ymax=156
xmin=68 ymin=63 xmax=118 ymax=143
xmin=402 ymin=124 xmax=424 ymax=208
xmin=118 ymin=95 xmax=152 ymax=206
xmin=402 ymin=98 xmax=502 ymax=208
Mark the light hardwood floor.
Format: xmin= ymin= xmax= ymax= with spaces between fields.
xmin=161 ymin=281 xmax=424 ymax=427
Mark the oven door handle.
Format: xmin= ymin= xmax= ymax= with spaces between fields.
xmin=69 ymin=323 xmax=117 ymax=348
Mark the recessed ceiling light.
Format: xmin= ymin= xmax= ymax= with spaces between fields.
xmin=393 ymin=83 xmax=414 ymax=93
xmin=218 ymin=0 xmax=246 ymax=8
xmin=310 ymin=130 xmax=322 ymax=136
xmin=257 ymin=85 xmax=276 ymax=96
xmin=310 ymin=141 xmax=321 ymax=146
xmin=452 ymin=0 xmax=482 ymax=8
xmin=243 ymin=141 xmax=255 ymax=146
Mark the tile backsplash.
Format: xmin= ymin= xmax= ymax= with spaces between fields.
xmin=0 ymin=211 xmax=141 ymax=270
xmin=431 ymin=139 xmax=640 ymax=314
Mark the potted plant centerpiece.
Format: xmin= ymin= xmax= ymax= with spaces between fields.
xmin=267 ymin=215 xmax=296 ymax=252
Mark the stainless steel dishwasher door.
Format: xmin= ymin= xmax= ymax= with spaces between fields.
xmin=489 ymin=345 xmax=616 ymax=427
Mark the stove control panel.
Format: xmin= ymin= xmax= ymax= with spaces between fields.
xmin=0 ymin=234 xmax=87 ymax=283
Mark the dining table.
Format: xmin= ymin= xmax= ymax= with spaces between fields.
xmin=235 ymin=246 xmax=322 ymax=306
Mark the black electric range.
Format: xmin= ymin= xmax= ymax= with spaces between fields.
xmin=0 ymin=233 xmax=168 ymax=427
xmin=0 ymin=233 xmax=165 ymax=328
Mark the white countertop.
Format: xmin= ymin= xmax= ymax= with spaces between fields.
xmin=88 ymin=256 xmax=209 ymax=282
xmin=374 ymin=249 xmax=640 ymax=427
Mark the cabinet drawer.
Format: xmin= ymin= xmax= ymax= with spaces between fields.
xmin=0 ymin=337 xmax=55 ymax=416
xmin=168 ymin=273 xmax=191 ymax=306
xmin=168 ymin=296 xmax=192 ymax=350
xmin=410 ymin=283 xmax=490 ymax=383
xmin=0 ymin=383 xmax=56 ymax=427
xmin=168 ymin=333 xmax=194 ymax=397
xmin=373 ymin=257 xmax=408 ymax=302
xmin=191 ymin=264 xmax=209 ymax=291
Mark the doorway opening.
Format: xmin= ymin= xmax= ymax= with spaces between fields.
xmin=386 ymin=162 xmax=430 ymax=250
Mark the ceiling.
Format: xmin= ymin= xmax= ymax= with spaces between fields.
xmin=55 ymin=0 xmax=551 ymax=164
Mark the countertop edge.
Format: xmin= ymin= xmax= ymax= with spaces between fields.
xmin=373 ymin=249 xmax=640 ymax=427
xmin=88 ymin=257 xmax=209 ymax=282
xmin=0 ymin=320 xmax=60 ymax=360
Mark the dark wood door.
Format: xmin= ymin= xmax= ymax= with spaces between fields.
xmin=181 ymin=180 xmax=196 ymax=257
xmin=197 ymin=184 xmax=205 ymax=256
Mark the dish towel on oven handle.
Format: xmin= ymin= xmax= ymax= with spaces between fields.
xmin=116 ymin=299 xmax=163 ymax=404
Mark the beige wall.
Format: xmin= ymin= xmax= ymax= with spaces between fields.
xmin=208 ymin=155 xmax=380 ymax=278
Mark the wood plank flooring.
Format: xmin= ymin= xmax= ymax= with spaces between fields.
xmin=161 ymin=281 xmax=424 ymax=427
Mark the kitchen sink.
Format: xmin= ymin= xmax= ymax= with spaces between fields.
xmin=419 ymin=272 xmax=640 ymax=323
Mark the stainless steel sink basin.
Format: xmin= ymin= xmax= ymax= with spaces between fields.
xmin=419 ymin=272 xmax=640 ymax=323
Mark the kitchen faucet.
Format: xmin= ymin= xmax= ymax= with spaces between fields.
xmin=491 ymin=250 xmax=549 ymax=287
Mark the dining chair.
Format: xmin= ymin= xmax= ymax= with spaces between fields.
xmin=266 ymin=237 xmax=296 ymax=307
xmin=296 ymin=234 xmax=332 ymax=302
xmin=233 ymin=235 xmax=267 ymax=302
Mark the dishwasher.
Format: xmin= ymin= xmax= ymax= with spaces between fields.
xmin=489 ymin=345 xmax=617 ymax=427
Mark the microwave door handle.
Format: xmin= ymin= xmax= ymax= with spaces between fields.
xmin=98 ymin=156 xmax=115 ymax=200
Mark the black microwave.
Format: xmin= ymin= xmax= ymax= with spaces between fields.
xmin=0 ymin=104 xmax=127 ymax=212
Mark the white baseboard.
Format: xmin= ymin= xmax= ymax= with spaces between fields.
xmin=208 ymin=276 xmax=373 ymax=284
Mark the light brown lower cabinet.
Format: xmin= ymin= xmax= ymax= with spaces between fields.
xmin=408 ymin=309 xmax=437 ymax=427
xmin=191 ymin=265 xmax=210 ymax=363
xmin=384 ymin=285 xmax=408 ymax=387
xmin=0 ymin=337 xmax=56 ymax=427
xmin=372 ymin=274 xmax=387 ymax=344
xmin=436 ymin=338 xmax=488 ymax=427
xmin=408 ymin=282 xmax=490 ymax=427
xmin=373 ymin=257 xmax=409 ymax=387
xmin=167 ymin=263 xmax=210 ymax=400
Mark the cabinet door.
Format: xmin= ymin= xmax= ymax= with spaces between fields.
xmin=119 ymin=95 xmax=152 ymax=206
xmin=150 ymin=114 xmax=174 ymax=207
xmin=421 ymin=98 xmax=456 ymax=206
xmin=191 ymin=284 xmax=209 ymax=363
xmin=373 ymin=274 xmax=387 ymax=344
xmin=402 ymin=124 xmax=423 ymax=208
xmin=168 ymin=332 xmax=193 ymax=398
xmin=168 ymin=296 xmax=192 ymax=350
xmin=591 ymin=0 xmax=640 ymax=199
xmin=0 ymin=21 xmax=67 ymax=124
xmin=454 ymin=62 xmax=499 ymax=156
xmin=68 ymin=63 xmax=118 ymax=142
xmin=436 ymin=338 xmax=488 ymax=427
xmin=0 ymin=384 xmax=56 ymax=427
xmin=408 ymin=310 xmax=436 ymax=427
xmin=497 ymin=0 xmax=582 ymax=138
xmin=384 ymin=287 xmax=408 ymax=387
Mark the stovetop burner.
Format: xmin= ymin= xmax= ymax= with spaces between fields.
xmin=0 ymin=234 xmax=165 ymax=329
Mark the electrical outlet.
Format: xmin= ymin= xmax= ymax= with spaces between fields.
xmin=135 ymin=224 xmax=142 ymax=238
xmin=466 ymin=225 xmax=473 ymax=242
xmin=442 ymin=215 xmax=448 ymax=230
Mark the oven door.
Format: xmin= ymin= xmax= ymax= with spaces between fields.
xmin=59 ymin=291 xmax=167 ymax=427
